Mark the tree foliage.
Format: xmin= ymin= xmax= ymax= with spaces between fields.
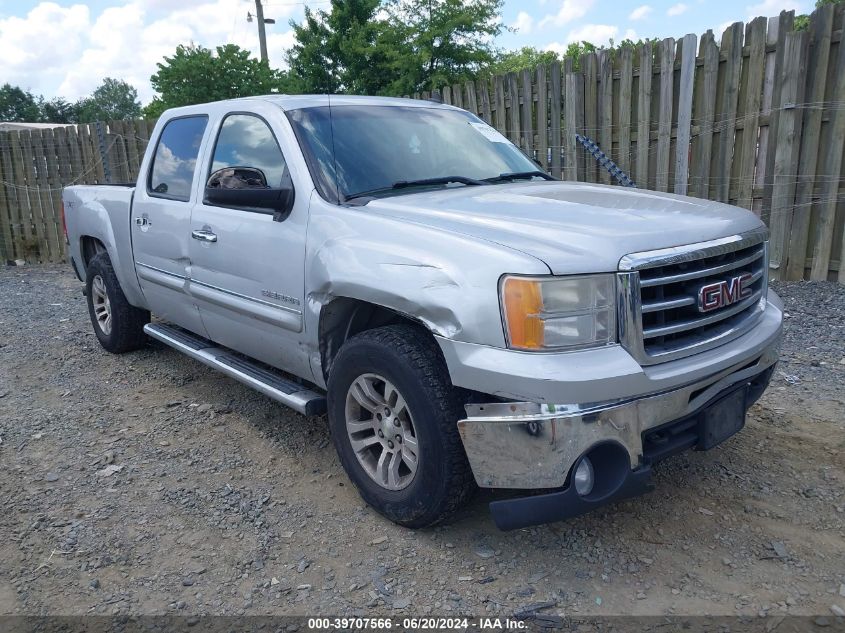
xmin=382 ymin=0 xmax=504 ymax=94
xmin=74 ymin=78 xmax=141 ymax=122
xmin=0 ymin=84 xmax=42 ymax=122
xmin=286 ymin=0 xmax=392 ymax=94
xmin=1 ymin=79 xmax=140 ymax=123
xmin=144 ymin=44 xmax=292 ymax=118
xmin=485 ymin=47 xmax=560 ymax=75
xmin=285 ymin=0 xmax=503 ymax=95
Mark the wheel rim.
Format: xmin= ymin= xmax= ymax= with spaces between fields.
xmin=91 ymin=274 xmax=112 ymax=336
xmin=344 ymin=373 xmax=419 ymax=491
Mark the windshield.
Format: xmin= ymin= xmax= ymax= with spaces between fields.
xmin=286 ymin=105 xmax=539 ymax=202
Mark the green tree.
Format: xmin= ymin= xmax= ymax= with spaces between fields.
xmin=286 ymin=0 xmax=393 ymax=94
xmin=38 ymin=97 xmax=77 ymax=123
xmin=284 ymin=0 xmax=505 ymax=95
xmin=74 ymin=78 xmax=141 ymax=122
xmin=797 ymin=0 xmax=843 ymax=30
xmin=0 ymin=84 xmax=41 ymax=122
xmin=382 ymin=0 xmax=505 ymax=94
xmin=486 ymin=47 xmax=559 ymax=74
xmin=145 ymin=44 xmax=289 ymax=118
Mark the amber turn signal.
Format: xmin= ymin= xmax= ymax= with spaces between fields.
xmin=501 ymin=277 xmax=544 ymax=350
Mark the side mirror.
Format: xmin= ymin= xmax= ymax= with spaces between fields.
xmin=204 ymin=167 xmax=295 ymax=222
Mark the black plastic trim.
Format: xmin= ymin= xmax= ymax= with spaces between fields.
xmin=489 ymin=466 xmax=654 ymax=531
xmin=488 ymin=364 xmax=777 ymax=530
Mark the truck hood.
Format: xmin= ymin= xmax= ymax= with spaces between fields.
xmin=363 ymin=181 xmax=765 ymax=274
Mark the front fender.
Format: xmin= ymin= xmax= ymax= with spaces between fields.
xmin=303 ymin=197 xmax=550 ymax=387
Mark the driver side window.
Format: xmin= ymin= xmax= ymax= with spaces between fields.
xmin=210 ymin=114 xmax=288 ymax=188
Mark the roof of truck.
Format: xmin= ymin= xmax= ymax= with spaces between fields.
xmin=219 ymin=94 xmax=453 ymax=110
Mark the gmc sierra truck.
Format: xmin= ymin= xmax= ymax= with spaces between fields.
xmin=62 ymin=95 xmax=782 ymax=531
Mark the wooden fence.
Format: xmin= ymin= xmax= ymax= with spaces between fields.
xmin=0 ymin=119 xmax=156 ymax=264
xmin=1 ymin=6 xmax=843 ymax=281
xmin=411 ymin=5 xmax=845 ymax=282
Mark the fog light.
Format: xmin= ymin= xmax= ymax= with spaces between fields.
xmin=573 ymin=457 xmax=595 ymax=496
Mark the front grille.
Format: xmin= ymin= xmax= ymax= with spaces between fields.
xmin=619 ymin=231 xmax=769 ymax=364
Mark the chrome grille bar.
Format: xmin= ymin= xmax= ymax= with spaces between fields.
xmin=643 ymin=289 xmax=763 ymax=339
xmin=639 ymin=248 xmax=764 ymax=288
xmin=617 ymin=229 xmax=770 ymax=365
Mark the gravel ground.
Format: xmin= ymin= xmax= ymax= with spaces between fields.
xmin=0 ymin=265 xmax=843 ymax=619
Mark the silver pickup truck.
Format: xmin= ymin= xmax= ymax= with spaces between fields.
xmin=62 ymin=95 xmax=782 ymax=530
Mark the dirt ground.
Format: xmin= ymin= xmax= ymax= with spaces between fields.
xmin=1 ymin=264 xmax=843 ymax=620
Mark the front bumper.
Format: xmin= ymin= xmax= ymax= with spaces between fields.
xmin=487 ymin=364 xmax=774 ymax=530
xmin=448 ymin=291 xmax=782 ymax=490
xmin=454 ymin=290 xmax=781 ymax=530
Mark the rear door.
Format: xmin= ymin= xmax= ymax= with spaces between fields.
xmin=132 ymin=115 xmax=209 ymax=335
xmin=187 ymin=107 xmax=310 ymax=378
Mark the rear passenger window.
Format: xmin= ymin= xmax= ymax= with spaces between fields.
xmin=210 ymin=114 xmax=287 ymax=187
xmin=148 ymin=116 xmax=208 ymax=201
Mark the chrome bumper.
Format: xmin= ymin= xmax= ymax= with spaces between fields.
xmin=458 ymin=340 xmax=779 ymax=489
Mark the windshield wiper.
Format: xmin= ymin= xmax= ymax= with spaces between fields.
xmin=483 ymin=170 xmax=556 ymax=183
xmin=344 ymin=176 xmax=488 ymax=203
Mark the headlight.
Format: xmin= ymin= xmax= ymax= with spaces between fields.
xmin=500 ymin=274 xmax=617 ymax=351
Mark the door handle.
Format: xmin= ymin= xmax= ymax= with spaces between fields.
xmin=135 ymin=217 xmax=150 ymax=227
xmin=191 ymin=229 xmax=217 ymax=243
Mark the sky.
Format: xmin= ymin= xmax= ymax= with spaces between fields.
xmin=0 ymin=0 xmax=813 ymax=105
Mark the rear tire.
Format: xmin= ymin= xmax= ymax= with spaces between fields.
xmin=327 ymin=324 xmax=476 ymax=528
xmin=86 ymin=252 xmax=149 ymax=353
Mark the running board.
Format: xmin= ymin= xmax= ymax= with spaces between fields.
xmin=144 ymin=323 xmax=326 ymax=416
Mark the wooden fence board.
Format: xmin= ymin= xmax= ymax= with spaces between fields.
xmin=442 ymin=85 xmax=452 ymax=105
xmin=465 ymin=80 xmax=478 ymax=116
xmin=451 ymin=84 xmax=463 ymax=109
xmin=22 ymin=130 xmax=52 ymax=262
xmin=787 ymin=5 xmax=834 ymax=279
xmin=675 ymin=34 xmax=697 ymax=195
xmin=714 ymin=23 xmax=744 ymax=203
xmin=598 ymin=50 xmax=613 ymax=185
xmin=691 ymin=31 xmax=719 ymax=199
xmin=811 ymin=19 xmax=845 ymax=280
xmin=655 ymin=38 xmax=675 ymax=192
xmin=0 ymin=137 xmax=14 ymax=261
xmin=734 ymin=17 xmax=768 ymax=210
xmin=636 ymin=43 xmax=653 ymax=187
xmin=617 ymin=47 xmax=633 ymax=177
xmin=582 ymin=53 xmax=598 ymax=182
xmin=520 ymin=68 xmax=533 ymax=155
xmin=8 ymin=131 xmax=34 ymax=250
xmin=563 ymin=72 xmax=581 ymax=181
xmin=41 ymin=128 xmax=64 ymax=261
xmin=761 ymin=11 xmax=795 ymax=219
xmin=536 ymin=65 xmax=549 ymax=170
xmin=494 ymin=75 xmax=506 ymax=134
xmin=549 ymin=61 xmax=562 ymax=178
xmin=479 ymin=78 xmax=492 ymax=123
xmin=768 ymin=31 xmax=809 ymax=280
xmin=506 ymin=72 xmax=520 ymax=145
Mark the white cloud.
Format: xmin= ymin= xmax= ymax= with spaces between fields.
xmin=1 ymin=1 xmax=299 ymax=105
xmin=629 ymin=5 xmax=653 ymax=20
xmin=667 ymin=3 xmax=689 ymax=16
xmin=543 ymin=42 xmax=570 ymax=56
xmin=539 ymin=0 xmax=595 ymax=28
xmin=510 ymin=11 xmax=534 ymax=34
xmin=566 ymin=24 xmax=620 ymax=46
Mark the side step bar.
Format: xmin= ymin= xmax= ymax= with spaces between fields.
xmin=144 ymin=323 xmax=327 ymax=416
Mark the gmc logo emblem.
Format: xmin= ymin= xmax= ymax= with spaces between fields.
xmin=697 ymin=273 xmax=753 ymax=312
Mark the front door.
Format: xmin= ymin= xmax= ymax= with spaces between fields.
xmin=132 ymin=115 xmax=209 ymax=336
xmin=188 ymin=111 xmax=310 ymax=378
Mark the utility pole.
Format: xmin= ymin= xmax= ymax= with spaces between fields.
xmin=248 ymin=0 xmax=275 ymax=64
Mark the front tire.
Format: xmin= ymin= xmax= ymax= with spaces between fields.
xmin=327 ymin=324 xmax=476 ymax=528
xmin=85 ymin=252 xmax=149 ymax=353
